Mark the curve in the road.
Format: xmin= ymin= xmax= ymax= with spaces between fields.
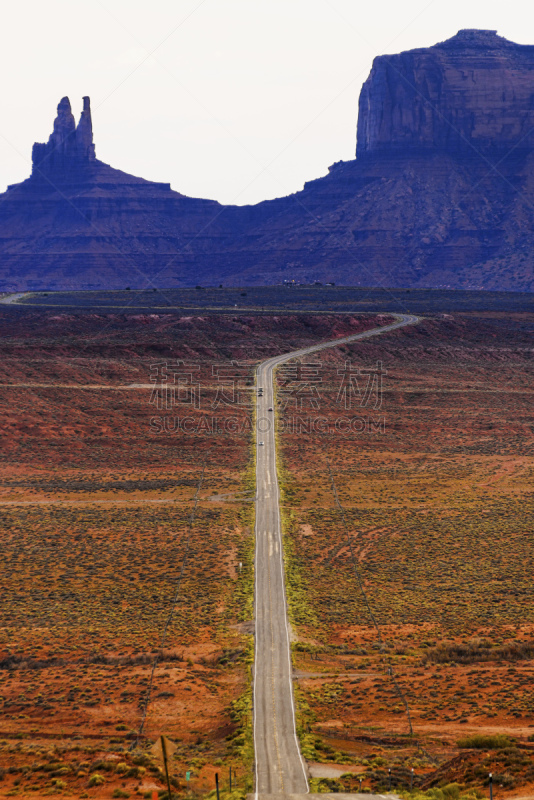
xmin=253 ymin=313 xmax=420 ymax=796
xmin=0 ymin=292 xmax=30 ymax=305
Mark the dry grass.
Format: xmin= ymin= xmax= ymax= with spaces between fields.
xmin=279 ymin=313 xmax=534 ymax=796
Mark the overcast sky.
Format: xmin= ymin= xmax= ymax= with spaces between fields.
xmin=0 ymin=0 xmax=531 ymax=204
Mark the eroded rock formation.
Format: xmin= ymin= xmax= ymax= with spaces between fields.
xmin=1 ymin=31 xmax=534 ymax=292
xmin=0 ymin=97 xmax=228 ymax=291
xmin=31 ymin=96 xmax=96 ymax=182
xmin=356 ymin=29 xmax=534 ymax=158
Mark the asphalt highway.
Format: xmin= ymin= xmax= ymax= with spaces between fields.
xmin=253 ymin=314 xmax=420 ymax=795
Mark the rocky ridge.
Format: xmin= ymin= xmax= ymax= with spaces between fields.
xmin=1 ymin=30 xmax=534 ymax=292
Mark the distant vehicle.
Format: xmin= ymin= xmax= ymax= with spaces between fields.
xmin=259 ymin=441 xmax=264 ymax=446
xmin=268 ymin=407 xmax=273 ymax=411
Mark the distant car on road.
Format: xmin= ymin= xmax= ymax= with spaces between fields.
xmin=268 ymin=407 xmax=273 ymax=411
xmin=259 ymin=441 xmax=264 ymax=446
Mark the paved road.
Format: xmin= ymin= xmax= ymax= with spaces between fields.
xmin=0 ymin=292 xmax=29 ymax=304
xmin=253 ymin=314 xmax=420 ymax=795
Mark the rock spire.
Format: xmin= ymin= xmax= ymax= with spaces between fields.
xmin=31 ymin=96 xmax=96 ymax=181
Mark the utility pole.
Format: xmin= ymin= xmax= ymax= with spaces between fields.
xmin=161 ymin=736 xmax=173 ymax=800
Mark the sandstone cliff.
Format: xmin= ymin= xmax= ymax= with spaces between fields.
xmin=1 ymin=30 xmax=534 ymax=292
xmin=357 ymin=29 xmax=534 ymax=158
xmin=219 ymin=30 xmax=534 ymax=290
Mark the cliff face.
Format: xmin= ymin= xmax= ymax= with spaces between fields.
xmin=1 ymin=31 xmax=534 ymax=293
xmin=215 ymin=30 xmax=534 ymax=291
xmin=357 ymin=29 xmax=534 ymax=158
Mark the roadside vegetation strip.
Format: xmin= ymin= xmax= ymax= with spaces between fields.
xmin=233 ymin=448 xmax=257 ymax=625
xmin=228 ymin=638 xmax=256 ymax=797
xmin=241 ymin=394 xmax=258 ymax=623
xmin=227 ymin=430 xmax=257 ymax=793
xmin=277 ymin=461 xmax=320 ymax=634
xmin=274 ymin=380 xmax=320 ymax=634
xmin=0 ymin=292 xmax=30 ymax=304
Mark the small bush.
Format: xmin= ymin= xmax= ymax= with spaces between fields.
xmin=495 ymin=772 xmax=516 ymax=788
xmin=442 ymin=783 xmax=462 ymax=799
xmin=407 ymin=788 xmax=484 ymax=800
xmin=88 ymin=772 xmax=105 ymax=786
xmin=92 ymin=759 xmax=115 ymax=771
xmin=457 ymin=734 xmax=514 ymax=749
xmin=425 ymin=640 xmax=534 ymax=664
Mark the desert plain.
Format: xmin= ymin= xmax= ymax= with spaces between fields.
xmin=0 ymin=299 xmax=533 ymax=800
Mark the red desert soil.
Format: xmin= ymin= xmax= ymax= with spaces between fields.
xmin=0 ymin=309 xmax=387 ymax=798
xmin=277 ymin=313 xmax=534 ymax=798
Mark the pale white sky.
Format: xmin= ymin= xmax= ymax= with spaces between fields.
xmin=0 ymin=0 xmax=531 ymax=204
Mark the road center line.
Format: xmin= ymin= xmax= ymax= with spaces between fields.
xmin=252 ymin=314 xmax=420 ymax=794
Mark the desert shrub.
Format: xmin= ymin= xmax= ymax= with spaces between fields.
xmin=440 ymin=784 xmax=462 ymax=799
xmin=312 ymin=777 xmax=344 ymax=792
xmin=492 ymin=747 xmax=529 ymax=766
xmin=406 ymin=788 xmax=484 ymax=800
xmin=92 ymin=759 xmax=115 ymax=771
xmin=425 ymin=640 xmax=534 ymax=665
xmin=124 ymin=766 xmax=144 ymax=778
xmin=43 ymin=763 xmax=63 ymax=772
xmin=88 ymin=772 xmax=105 ymax=786
xmin=494 ymin=772 xmax=516 ymax=788
xmin=457 ymin=734 xmax=514 ymax=749
xmin=132 ymin=754 xmax=153 ymax=766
